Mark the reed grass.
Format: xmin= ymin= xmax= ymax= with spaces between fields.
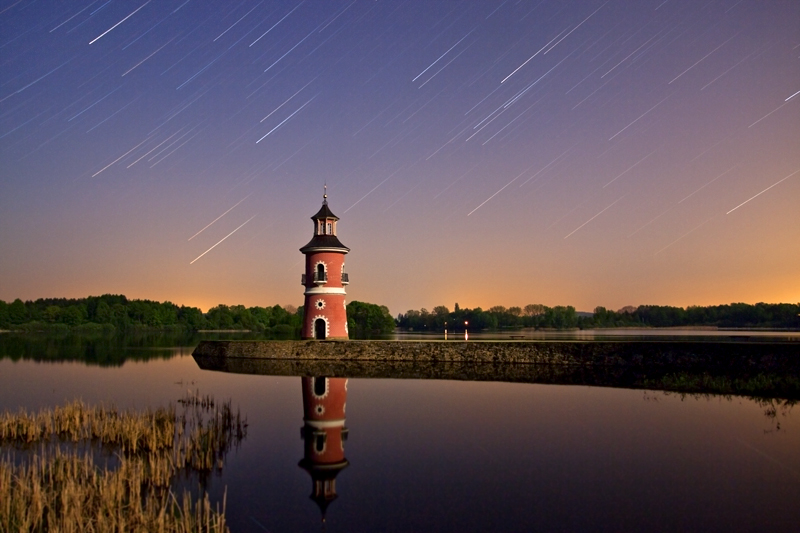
xmin=0 ymin=393 xmax=246 ymax=532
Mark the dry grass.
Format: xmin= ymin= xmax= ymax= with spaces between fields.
xmin=0 ymin=393 xmax=246 ymax=532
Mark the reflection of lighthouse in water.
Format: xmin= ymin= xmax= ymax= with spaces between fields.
xmin=299 ymin=376 xmax=349 ymax=521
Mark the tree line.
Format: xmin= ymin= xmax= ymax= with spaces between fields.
xmin=0 ymin=295 xmax=301 ymax=334
xmin=3 ymin=296 xmax=797 ymax=334
xmin=396 ymin=302 xmax=800 ymax=331
xmin=345 ymin=301 xmax=396 ymax=337
xmin=0 ymin=295 xmax=396 ymax=336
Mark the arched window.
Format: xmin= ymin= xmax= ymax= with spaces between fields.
xmin=313 ymin=377 xmax=327 ymax=397
xmin=314 ymin=433 xmax=326 ymax=454
xmin=314 ymin=318 xmax=326 ymax=339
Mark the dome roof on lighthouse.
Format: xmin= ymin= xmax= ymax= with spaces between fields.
xmin=311 ymin=201 xmax=339 ymax=221
xmin=300 ymin=190 xmax=349 ymax=253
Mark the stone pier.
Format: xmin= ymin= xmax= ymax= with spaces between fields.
xmin=191 ymin=340 xmax=800 ymax=399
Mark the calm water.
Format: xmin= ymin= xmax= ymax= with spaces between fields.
xmin=1 ymin=334 xmax=799 ymax=532
xmin=393 ymin=329 xmax=800 ymax=342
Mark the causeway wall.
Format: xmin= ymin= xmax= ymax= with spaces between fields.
xmin=192 ymin=340 xmax=798 ymax=369
xmin=192 ymin=340 xmax=800 ymax=398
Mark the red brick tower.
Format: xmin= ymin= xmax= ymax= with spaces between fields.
xmin=298 ymin=377 xmax=349 ymax=521
xmin=300 ymin=187 xmax=350 ymax=340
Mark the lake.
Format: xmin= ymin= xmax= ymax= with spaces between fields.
xmin=1 ymin=332 xmax=799 ymax=532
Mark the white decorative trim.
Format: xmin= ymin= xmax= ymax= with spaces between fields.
xmin=314 ymin=404 xmax=325 ymax=416
xmin=314 ymin=299 xmax=326 ymax=310
xmin=305 ymin=287 xmax=346 ymax=295
xmin=304 ymin=419 xmax=345 ymax=429
xmin=302 ymin=247 xmax=349 ymax=253
xmin=313 ymin=260 xmax=327 ymax=278
xmin=312 ymin=315 xmax=330 ymax=339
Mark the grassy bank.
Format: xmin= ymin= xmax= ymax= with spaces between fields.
xmin=0 ymin=395 xmax=246 ymax=532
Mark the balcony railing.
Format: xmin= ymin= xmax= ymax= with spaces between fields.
xmin=301 ymin=272 xmax=348 ymax=285
xmin=302 ymin=272 xmax=328 ymax=285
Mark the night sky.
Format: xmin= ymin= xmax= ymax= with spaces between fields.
xmin=1 ymin=0 xmax=798 ymax=314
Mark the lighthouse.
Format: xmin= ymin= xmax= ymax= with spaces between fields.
xmin=300 ymin=187 xmax=350 ymax=340
xmin=298 ymin=376 xmax=349 ymax=521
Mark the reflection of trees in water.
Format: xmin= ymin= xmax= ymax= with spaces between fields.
xmin=645 ymin=390 xmax=796 ymax=432
xmin=640 ymin=370 xmax=800 ymax=401
xmin=0 ymin=331 xmax=298 ymax=366
xmin=0 ymin=332 xmax=192 ymax=366
xmin=755 ymin=398 xmax=795 ymax=432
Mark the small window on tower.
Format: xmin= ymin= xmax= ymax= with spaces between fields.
xmin=315 ymin=434 xmax=326 ymax=453
xmin=314 ymin=377 xmax=327 ymax=396
xmin=327 ymin=222 xmax=332 ymax=234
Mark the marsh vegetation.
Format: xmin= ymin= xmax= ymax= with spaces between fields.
xmin=0 ymin=393 xmax=246 ymax=532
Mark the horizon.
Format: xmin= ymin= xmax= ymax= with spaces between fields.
xmin=2 ymin=292 xmax=798 ymax=318
xmin=2 ymin=1 xmax=798 ymax=316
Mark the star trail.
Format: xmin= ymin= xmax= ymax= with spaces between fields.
xmin=1 ymin=0 xmax=798 ymax=313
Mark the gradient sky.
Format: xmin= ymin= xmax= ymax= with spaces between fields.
xmin=1 ymin=0 xmax=798 ymax=315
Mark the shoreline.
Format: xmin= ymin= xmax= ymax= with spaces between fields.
xmin=3 ymin=325 xmax=800 ymax=334
xmin=192 ymin=339 xmax=800 ymax=362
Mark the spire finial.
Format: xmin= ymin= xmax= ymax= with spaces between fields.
xmin=323 ymin=182 xmax=328 ymax=204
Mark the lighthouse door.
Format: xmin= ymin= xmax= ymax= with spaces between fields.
xmin=314 ymin=318 xmax=326 ymax=340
